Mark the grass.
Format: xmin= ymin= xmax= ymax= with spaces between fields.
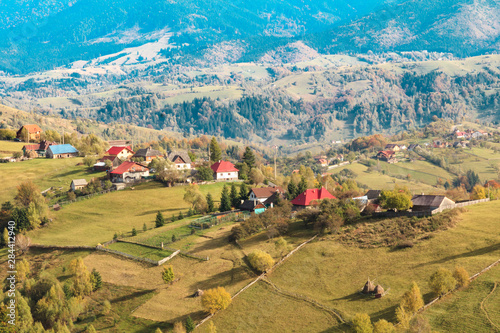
xmin=214 ymin=201 xmax=500 ymax=331
xmin=0 ymin=157 xmax=106 ymax=203
xmin=0 ymin=140 xmax=26 ymax=152
xmin=106 ymin=242 xmax=172 ymax=261
xmin=28 ymin=181 xmax=227 ymax=246
xmin=380 ymin=160 xmax=455 ymax=185
xmin=423 ymin=264 xmax=500 ymax=333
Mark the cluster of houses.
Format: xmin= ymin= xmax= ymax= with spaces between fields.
xmin=314 ymin=154 xmax=344 ymax=167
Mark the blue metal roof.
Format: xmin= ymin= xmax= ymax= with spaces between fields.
xmin=48 ymin=144 xmax=78 ymax=155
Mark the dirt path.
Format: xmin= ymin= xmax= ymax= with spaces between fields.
xmin=480 ymin=281 xmax=500 ymax=332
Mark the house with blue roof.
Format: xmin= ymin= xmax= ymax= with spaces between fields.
xmin=46 ymin=144 xmax=79 ymax=159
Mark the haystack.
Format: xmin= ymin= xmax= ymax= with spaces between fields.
xmin=374 ymin=285 xmax=385 ymax=296
xmin=193 ymin=289 xmax=204 ymax=297
xmin=362 ymin=280 xmax=375 ymax=294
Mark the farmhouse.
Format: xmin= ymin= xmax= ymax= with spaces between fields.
xmin=407 ymin=144 xmax=420 ymax=151
xmin=46 ymin=144 xmax=79 ymax=159
xmin=16 ymin=124 xmax=42 ymax=142
xmin=248 ymin=186 xmax=284 ymax=203
xmin=133 ymin=147 xmax=163 ymax=164
xmin=110 ymin=161 xmax=149 ymax=183
xmin=94 ymin=155 xmax=122 ymax=171
xmin=23 ymin=140 xmax=58 ymax=158
xmin=291 ymin=188 xmax=336 ymax=207
xmin=317 ymin=158 xmax=328 ymax=167
xmin=376 ymin=150 xmax=396 ymax=163
xmin=384 ymin=144 xmax=400 ymax=152
xmin=106 ymin=146 xmax=134 ymax=160
xmin=239 ymin=200 xmax=266 ymax=214
xmin=211 ymin=160 xmax=239 ymax=181
xmin=411 ymin=195 xmax=455 ymax=212
xmin=365 ymin=190 xmax=381 ymax=203
xmin=263 ymin=191 xmax=285 ymax=208
xmin=71 ymin=179 xmax=88 ymax=191
xmin=168 ymin=151 xmax=192 ymax=170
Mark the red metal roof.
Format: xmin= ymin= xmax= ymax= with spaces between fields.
xmin=211 ymin=160 xmax=239 ymax=173
xmin=23 ymin=144 xmax=40 ymax=151
xmin=110 ymin=161 xmax=148 ymax=175
xmin=291 ymin=188 xmax=336 ymax=206
xmin=106 ymin=146 xmax=133 ymax=156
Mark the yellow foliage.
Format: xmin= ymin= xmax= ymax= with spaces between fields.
xmin=201 ymin=287 xmax=232 ymax=314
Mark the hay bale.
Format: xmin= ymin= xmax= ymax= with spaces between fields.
xmin=374 ymin=285 xmax=385 ymax=296
xmin=362 ymin=280 xmax=375 ymax=294
xmin=193 ymin=289 xmax=204 ymax=297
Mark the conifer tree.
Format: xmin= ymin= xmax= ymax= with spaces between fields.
xmin=298 ymin=176 xmax=308 ymax=195
xmin=287 ymin=180 xmax=298 ymax=200
xmin=210 ymin=137 xmax=222 ymax=162
xmin=219 ymin=185 xmax=231 ymax=212
xmin=155 ymin=211 xmax=165 ymax=228
xmin=162 ymin=265 xmax=175 ymax=284
xmin=239 ymin=183 xmax=249 ymax=201
xmin=206 ymin=193 xmax=215 ymax=213
xmin=90 ymin=268 xmax=102 ymax=291
xmin=243 ymin=147 xmax=256 ymax=169
xmin=230 ymin=183 xmax=240 ymax=208
xmin=185 ymin=316 xmax=195 ymax=332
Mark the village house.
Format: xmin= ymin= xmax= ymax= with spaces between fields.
xmin=317 ymin=158 xmax=328 ymax=167
xmin=248 ymin=186 xmax=284 ymax=203
xmin=407 ymin=144 xmax=421 ymax=151
xmin=365 ymin=190 xmax=381 ymax=204
xmin=411 ymin=195 xmax=455 ymax=212
xmin=70 ymin=179 xmax=88 ymax=191
xmin=376 ymin=150 xmax=397 ymax=163
xmin=384 ymin=144 xmax=401 ymax=152
xmin=239 ymin=200 xmax=267 ymax=214
xmin=106 ymin=146 xmax=134 ymax=160
xmin=93 ymin=155 xmax=122 ymax=171
xmin=16 ymin=124 xmax=42 ymax=142
xmin=291 ymin=188 xmax=336 ymax=207
xmin=210 ymin=160 xmax=239 ymax=181
xmin=133 ymin=147 xmax=163 ymax=164
xmin=46 ymin=144 xmax=79 ymax=159
xmin=110 ymin=161 xmax=149 ymax=183
xmin=22 ymin=140 xmax=58 ymax=158
xmin=168 ymin=151 xmax=192 ymax=170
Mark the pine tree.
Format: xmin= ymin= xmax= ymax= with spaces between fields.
xmin=90 ymin=268 xmax=102 ymax=291
xmin=172 ymin=234 xmax=177 ymax=242
xmin=178 ymin=211 xmax=184 ymax=220
xmin=219 ymin=185 xmax=231 ymax=212
xmin=243 ymin=147 xmax=256 ymax=169
xmin=210 ymin=137 xmax=222 ymax=162
xmin=132 ymin=227 xmax=137 ymax=236
xmin=206 ymin=193 xmax=215 ymax=213
xmin=143 ymin=223 xmax=147 ymax=232
xmin=239 ymin=182 xmax=249 ymax=201
xmin=287 ymin=180 xmax=298 ymax=200
xmin=155 ymin=211 xmax=165 ymax=228
xmin=185 ymin=316 xmax=195 ymax=332
xmin=298 ymin=176 xmax=308 ymax=195
xmin=230 ymin=183 xmax=240 ymax=208
xmin=162 ymin=265 xmax=175 ymax=284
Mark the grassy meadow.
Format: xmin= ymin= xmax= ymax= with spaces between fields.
xmin=28 ymin=181 xmax=228 ymax=246
xmin=107 ymin=242 xmax=172 ymax=261
xmin=0 ymin=156 xmax=106 ymax=203
xmin=210 ymin=201 xmax=500 ymax=332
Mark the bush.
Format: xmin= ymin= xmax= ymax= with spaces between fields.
xmin=247 ymin=250 xmax=274 ymax=273
xmin=453 ymin=266 xmax=470 ymax=288
xmin=162 ymin=265 xmax=175 ymax=284
xmin=201 ymin=287 xmax=231 ymax=314
xmin=429 ymin=267 xmax=456 ymax=296
xmin=373 ymin=319 xmax=395 ymax=333
xmin=352 ymin=313 xmax=373 ymax=333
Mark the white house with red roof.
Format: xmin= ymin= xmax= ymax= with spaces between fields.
xmin=291 ymin=188 xmax=336 ymax=207
xmin=210 ymin=160 xmax=239 ymax=181
xmin=106 ymin=146 xmax=135 ymax=160
xmin=110 ymin=161 xmax=149 ymax=183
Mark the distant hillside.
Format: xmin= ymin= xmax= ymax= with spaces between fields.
xmin=306 ymin=0 xmax=500 ymax=57
xmin=0 ymin=0 xmax=393 ymax=74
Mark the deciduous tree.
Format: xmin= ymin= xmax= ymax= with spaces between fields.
xmin=429 ymin=267 xmax=456 ymax=296
xmin=352 ymin=313 xmax=373 ymax=333
xmin=201 ymin=287 xmax=231 ymax=314
xmin=247 ymin=250 xmax=274 ymax=272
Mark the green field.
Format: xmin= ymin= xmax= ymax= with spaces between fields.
xmin=211 ymin=201 xmax=500 ymax=332
xmin=329 ymin=162 xmax=439 ymax=193
xmin=380 ymin=160 xmax=455 ymax=185
xmin=28 ymin=181 xmax=227 ymax=246
xmin=0 ymin=157 xmax=106 ymax=203
xmin=424 ymin=264 xmax=500 ymax=332
xmin=107 ymin=242 xmax=172 ymax=261
xmin=0 ymin=140 xmax=26 ymax=153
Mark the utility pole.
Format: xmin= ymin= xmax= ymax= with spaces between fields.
xmin=273 ymin=145 xmax=278 ymax=180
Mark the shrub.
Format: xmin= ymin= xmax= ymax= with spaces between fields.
xmin=352 ymin=313 xmax=373 ymax=333
xmin=247 ymin=250 xmax=274 ymax=273
xmin=201 ymin=287 xmax=231 ymax=314
xmin=131 ymin=227 xmax=137 ymax=236
xmin=453 ymin=266 xmax=470 ymax=288
xmin=400 ymin=282 xmax=424 ymax=314
xmin=185 ymin=316 xmax=195 ymax=332
xmin=162 ymin=265 xmax=175 ymax=284
xmin=373 ymin=319 xmax=395 ymax=333
xmin=102 ymin=300 xmax=111 ymax=315
xmin=429 ymin=267 xmax=456 ymax=296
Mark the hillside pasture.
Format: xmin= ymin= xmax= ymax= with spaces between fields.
xmin=212 ymin=201 xmax=500 ymax=331
xmin=28 ymin=181 xmax=227 ymax=246
xmin=0 ymin=157 xmax=106 ymax=203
